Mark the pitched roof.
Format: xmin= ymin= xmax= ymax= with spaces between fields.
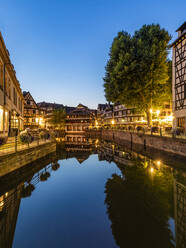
xmin=176 ymin=21 xmax=186 ymax=32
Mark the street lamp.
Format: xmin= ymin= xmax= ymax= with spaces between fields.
xmin=111 ymin=119 xmax=115 ymax=125
xmin=156 ymin=110 xmax=160 ymax=116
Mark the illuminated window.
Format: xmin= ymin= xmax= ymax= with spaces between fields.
xmin=0 ymin=107 xmax=3 ymax=131
xmin=177 ymin=117 xmax=185 ymax=128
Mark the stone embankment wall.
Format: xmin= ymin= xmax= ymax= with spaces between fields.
xmin=0 ymin=142 xmax=56 ymax=177
xmin=102 ymin=130 xmax=186 ymax=157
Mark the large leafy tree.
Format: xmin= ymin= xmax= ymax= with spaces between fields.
xmin=49 ymin=109 xmax=66 ymax=129
xmin=104 ymin=24 xmax=171 ymax=125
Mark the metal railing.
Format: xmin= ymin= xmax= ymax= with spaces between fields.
xmin=101 ymin=126 xmax=186 ymax=140
xmin=0 ymin=136 xmax=52 ymax=156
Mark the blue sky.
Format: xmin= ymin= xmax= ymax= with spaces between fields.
xmin=0 ymin=0 xmax=185 ymax=108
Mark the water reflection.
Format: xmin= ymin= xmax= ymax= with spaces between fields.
xmin=0 ymin=186 xmax=22 ymax=248
xmin=173 ymin=171 xmax=186 ymax=248
xmin=0 ymin=135 xmax=185 ymax=248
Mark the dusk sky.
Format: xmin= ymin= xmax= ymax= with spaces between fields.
xmin=0 ymin=0 xmax=185 ymax=108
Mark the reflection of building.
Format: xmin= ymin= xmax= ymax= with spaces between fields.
xmin=173 ymin=173 xmax=186 ymax=248
xmin=65 ymin=104 xmax=96 ymax=133
xmin=64 ymin=134 xmax=96 ymax=163
xmin=23 ymin=91 xmax=45 ymax=129
xmin=0 ymin=186 xmax=22 ymax=248
xmin=65 ymin=135 xmax=95 ymax=151
xmin=0 ymin=32 xmax=24 ymax=138
xmin=98 ymin=141 xmax=134 ymax=166
xmin=171 ymin=22 xmax=186 ymax=129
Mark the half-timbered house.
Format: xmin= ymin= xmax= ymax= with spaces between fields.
xmin=171 ymin=22 xmax=186 ymax=129
xmin=23 ymin=91 xmax=45 ymax=129
xmin=65 ymin=104 xmax=96 ymax=133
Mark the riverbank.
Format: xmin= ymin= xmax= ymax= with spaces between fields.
xmin=0 ymin=141 xmax=56 ymax=177
xmin=101 ymin=129 xmax=186 ymax=158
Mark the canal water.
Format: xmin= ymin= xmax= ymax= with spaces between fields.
xmin=0 ymin=137 xmax=185 ymax=248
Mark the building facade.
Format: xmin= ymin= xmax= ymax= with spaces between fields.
xmin=0 ymin=32 xmax=24 ymax=138
xmin=37 ymin=102 xmax=63 ymax=129
xmin=97 ymin=102 xmax=173 ymax=128
xmin=23 ymin=92 xmax=45 ymax=129
xmin=65 ymin=104 xmax=96 ymax=133
xmin=98 ymin=103 xmax=144 ymax=127
xmin=113 ymin=103 xmax=144 ymax=126
xmin=171 ymin=22 xmax=186 ymax=129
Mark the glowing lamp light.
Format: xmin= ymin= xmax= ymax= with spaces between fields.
xmin=35 ymin=118 xmax=39 ymax=123
xmin=150 ymin=167 xmax=154 ymax=173
xmin=157 ymin=161 xmax=161 ymax=166
xmin=156 ymin=110 xmax=160 ymax=116
xmin=111 ymin=119 xmax=115 ymax=125
xmin=39 ymin=118 xmax=43 ymax=124
xmin=150 ymin=109 xmax=153 ymax=113
xmin=167 ymin=115 xmax=173 ymax=121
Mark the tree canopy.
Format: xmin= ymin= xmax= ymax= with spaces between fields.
xmin=49 ymin=109 xmax=66 ymax=129
xmin=103 ymin=24 xmax=171 ymax=125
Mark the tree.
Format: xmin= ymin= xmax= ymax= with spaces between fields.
xmin=105 ymin=160 xmax=174 ymax=248
xmin=104 ymin=24 xmax=171 ymax=126
xmin=165 ymin=60 xmax=172 ymax=101
xmin=49 ymin=109 xmax=66 ymax=129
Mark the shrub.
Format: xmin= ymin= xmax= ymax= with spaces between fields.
xmin=21 ymin=184 xmax=35 ymax=198
xmin=151 ymin=126 xmax=159 ymax=133
xmin=174 ymin=127 xmax=185 ymax=136
xmin=0 ymin=137 xmax=8 ymax=145
xmin=20 ymin=130 xmax=33 ymax=144
xmin=136 ymin=126 xmax=144 ymax=132
xmin=50 ymin=130 xmax=56 ymax=139
xmin=39 ymin=131 xmax=50 ymax=140
xmin=128 ymin=126 xmax=133 ymax=131
xmin=40 ymin=172 xmax=50 ymax=181
xmin=52 ymin=162 xmax=60 ymax=171
xmin=165 ymin=127 xmax=172 ymax=133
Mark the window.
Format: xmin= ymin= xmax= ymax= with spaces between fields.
xmin=27 ymin=100 xmax=30 ymax=105
xmin=184 ymin=83 xmax=186 ymax=99
xmin=165 ymin=104 xmax=170 ymax=109
xmin=0 ymin=64 xmax=3 ymax=90
xmin=177 ymin=117 xmax=185 ymax=128
xmin=13 ymin=88 xmax=17 ymax=106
